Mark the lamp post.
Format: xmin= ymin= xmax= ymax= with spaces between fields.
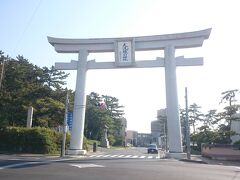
xmin=185 ymin=87 xmax=191 ymax=160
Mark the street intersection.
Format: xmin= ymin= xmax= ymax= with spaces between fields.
xmin=0 ymin=147 xmax=239 ymax=180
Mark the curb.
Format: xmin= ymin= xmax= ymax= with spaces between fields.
xmin=179 ymin=159 xmax=208 ymax=164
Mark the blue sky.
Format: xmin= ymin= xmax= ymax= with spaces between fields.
xmin=1 ymin=0 xmax=240 ymax=132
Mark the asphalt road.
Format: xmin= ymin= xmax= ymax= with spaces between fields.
xmin=0 ymin=148 xmax=239 ymax=180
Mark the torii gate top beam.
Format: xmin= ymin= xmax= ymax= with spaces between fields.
xmin=47 ymin=29 xmax=211 ymax=53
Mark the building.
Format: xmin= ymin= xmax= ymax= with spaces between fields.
xmin=126 ymin=130 xmax=138 ymax=146
xmin=231 ymin=113 xmax=240 ymax=144
xmin=126 ymin=109 xmax=168 ymax=148
xmin=151 ymin=109 xmax=167 ymax=148
xmin=137 ymin=133 xmax=152 ymax=147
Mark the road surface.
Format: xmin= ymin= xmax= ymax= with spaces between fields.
xmin=0 ymin=147 xmax=239 ymax=180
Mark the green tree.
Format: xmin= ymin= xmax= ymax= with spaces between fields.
xmin=188 ymin=103 xmax=204 ymax=134
xmin=202 ymin=109 xmax=219 ymax=130
xmin=84 ymin=92 xmax=114 ymax=141
xmin=0 ymin=52 xmax=68 ymax=127
xmin=84 ymin=93 xmax=125 ymax=145
xmin=219 ymin=89 xmax=240 ymax=141
xmin=220 ymin=89 xmax=239 ymax=106
xmin=102 ymin=95 xmax=125 ymax=145
xmin=220 ymin=89 xmax=239 ymax=127
xmin=102 ymin=95 xmax=124 ymax=119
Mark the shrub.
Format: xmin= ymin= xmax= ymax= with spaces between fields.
xmin=0 ymin=127 xmax=62 ymax=154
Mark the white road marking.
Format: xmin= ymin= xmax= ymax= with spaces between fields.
xmin=96 ymin=155 xmax=104 ymax=157
xmin=103 ymin=155 xmax=111 ymax=157
xmin=110 ymin=155 xmax=119 ymax=158
xmin=124 ymin=155 xmax=132 ymax=158
xmin=87 ymin=154 xmax=162 ymax=159
xmin=69 ymin=164 xmax=104 ymax=169
xmin=117 ymin=155 xmax=125 ymax=157
xmin=89 ymin=155 xmax=97 ymax=157
xmin=228 ymin=166 xmax=240 ymax=170
xmin=8 ymin=158 xmax=22 ymax=161
xmin=131 ymin=155 xmax=138 ymax=158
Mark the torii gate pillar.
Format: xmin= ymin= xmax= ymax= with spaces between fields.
xmin=164 ymin=45 xmax=182 ymax=152
xmin=48 ymin=28 xmax=211 ymax=155
xmin=67 ymin=50 xmax=88 ymax=155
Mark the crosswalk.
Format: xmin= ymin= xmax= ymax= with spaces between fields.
xmin=87 ymin=154 xmax=165 ymax=159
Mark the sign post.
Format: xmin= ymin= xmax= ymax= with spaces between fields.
xmin=61 ymin=91 xmax=69 ymax=157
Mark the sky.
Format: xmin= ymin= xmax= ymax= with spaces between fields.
xmin=1 ymin=0 xmax=240 ymax=133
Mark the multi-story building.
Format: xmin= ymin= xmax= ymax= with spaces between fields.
xmin=126 ymin=130 xmax=138 ymax=146
xmin=151 ymin=109 xmax=167 ymax=148
xmin=137 ymin=133 xmax=152 ymax=147
xmin=126 ymin=109 xmax=168 ymax=148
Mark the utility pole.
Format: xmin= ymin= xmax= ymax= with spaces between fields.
xmin=185 ymin=87 xmax=191 ymax=159
xmin=0 ymin=60 xmax=5 ymax=90
xmin=61 ymin=90 xmax=69 ymax=157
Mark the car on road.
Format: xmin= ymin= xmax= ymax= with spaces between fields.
xmin=147 ymin=144 xmax=158 ymax=154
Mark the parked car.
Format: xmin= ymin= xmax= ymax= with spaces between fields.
xmin=147 ymin=144 xmax=158 ymax=154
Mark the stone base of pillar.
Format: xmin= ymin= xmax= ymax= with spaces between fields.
xmin=66 ymin=149 xmax=87 ymax=155
xmin=100 ymin=138 xmax=110 ymax=148
xmin=166 ymin=152 xmax=186 ymax=159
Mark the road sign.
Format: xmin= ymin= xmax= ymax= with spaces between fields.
xmin=67 ymin=112 xmax=73 ymax=131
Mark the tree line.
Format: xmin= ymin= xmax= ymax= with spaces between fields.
xmin=180 ymin=89 xmax=240 ymax=150
xmin=0 ymin=51 xmax=125 ymax=145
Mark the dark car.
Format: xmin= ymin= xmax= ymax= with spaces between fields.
xmin=147 ymin=144 xmax=158 ymax=154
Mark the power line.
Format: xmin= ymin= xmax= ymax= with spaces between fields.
xmin=13 ymin=0 xmax=42 ymax=54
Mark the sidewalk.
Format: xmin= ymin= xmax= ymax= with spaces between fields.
xmin=180 ymin=155 xmax=240 ymax=166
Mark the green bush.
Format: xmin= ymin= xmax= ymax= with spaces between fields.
xmin=234 ymin=140 xmax=240 ymax=145
xmin=0 ymin=127 xmax=63 ymax=154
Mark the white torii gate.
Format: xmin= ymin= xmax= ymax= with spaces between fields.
xmin=48 ymin=28 xmax=211 ymax=155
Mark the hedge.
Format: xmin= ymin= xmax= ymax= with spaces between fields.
xmin=0 ymin=126 xmax=67 ymax=154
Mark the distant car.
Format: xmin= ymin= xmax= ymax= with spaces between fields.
xmin=147 ymin=144 xmax=158 ymax=154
